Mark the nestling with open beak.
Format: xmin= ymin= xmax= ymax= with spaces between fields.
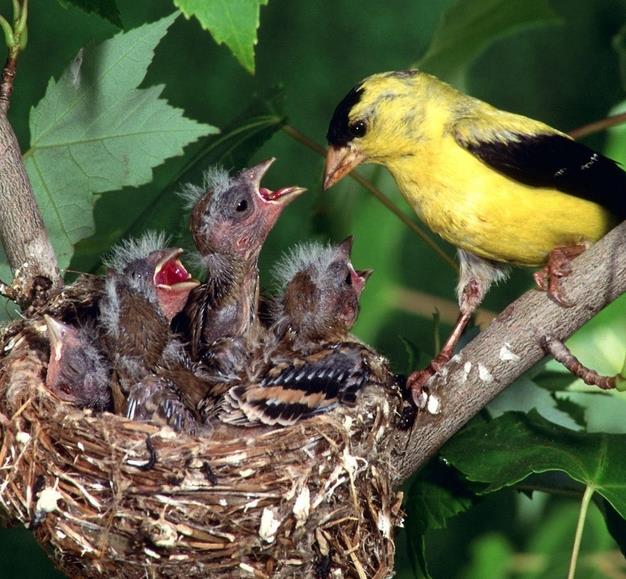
xmin=44 ymin=315 xmax=112 ymax=411
xmin=219 ymin=237 xmax=394 ymax=427
xmin=181 ymin=158 xmax=306 ymax=357
xmin=324 ymin=69 xmax=626 ymax=401
xmin=98 ymin=232 xmax=200 ymax=401
xmin=179 ymin=159 xmax=305 ymax=412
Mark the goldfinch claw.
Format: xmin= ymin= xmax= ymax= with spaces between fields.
xmin=534 ymin=244 xmax=586 ymax=308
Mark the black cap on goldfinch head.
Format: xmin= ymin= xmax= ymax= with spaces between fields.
xmin=325 ymin=83 xmax=368 ymax=190
xmin=325 ymin=70 xmax=425 ymax=190
xmin=326 ymin=84 xmax=365 ymax=148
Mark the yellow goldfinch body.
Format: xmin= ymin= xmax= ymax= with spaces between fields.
xmin=325 ymin=71 xmax=624 ymax=267
xmin=386 ymin=116 xmax=615 ymax=266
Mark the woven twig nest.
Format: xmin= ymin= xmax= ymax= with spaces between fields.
xmin=0 ymin=318 xmax=405 ymax=578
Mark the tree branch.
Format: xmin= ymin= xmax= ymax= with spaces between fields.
xmin=540 ymin=334 xmax=620 ymax=390
xmin=0 ymin=0 xmax=61 ymax=308
xmin=0 ymin=51 xmax=17 ymax=114
xmin=393 ymin=221 xmax=626 ymax=484
xmin=0 ymin=116 xmax=61 ymax=292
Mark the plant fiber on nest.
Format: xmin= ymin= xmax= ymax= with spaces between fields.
xmin=0 ymin=320 xmax=405 ymax=578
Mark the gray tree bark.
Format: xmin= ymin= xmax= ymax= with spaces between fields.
xmin=0 ymin=111 xmax=61 ymax=304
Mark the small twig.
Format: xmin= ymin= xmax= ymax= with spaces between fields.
xmin=281 ymin=124 xmax=458 ymax=272
xmin=127 ymin=435 xmax=157 ymax=471
xmin=540 ymin=334 xmax=618 ymax=390
xmin=0 ymin=279 xmax=17 ymax=302
xmin=141 ymin=435 xmax=157 ymax=470
xmin=568 ymin=111 xmax=626 ymax=140
xmin=0 ymin=0 xmax=27 ymax=114
xmin=201 ymin=461 xmax=218 ymax=485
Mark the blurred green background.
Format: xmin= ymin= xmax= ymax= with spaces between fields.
xmin=1 ymin=0 xmax=626 ymax=576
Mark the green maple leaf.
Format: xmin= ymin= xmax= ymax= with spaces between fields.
xmin=18 ymin=12 xmax=216 ymax=279
xmin=442 ymin=411 xmax=626 ymax=518
xmin=174 ymin=0 xmax=269 ymax=74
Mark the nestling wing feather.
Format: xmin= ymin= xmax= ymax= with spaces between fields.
xmin=126 ymin=376 xmax=197 ymax=434
xmin=453 ymin=114 xmax=626 ymax=219
xmin=222 ymin=345 xmax=371 ymax=426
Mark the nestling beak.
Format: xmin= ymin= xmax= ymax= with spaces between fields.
xmin=240 ymin=158 xmax=276 ymax=189
xmin=153 ymin=249 xmax=200 ymax=322
xmin=248 ymin=158 xmax=307 ymax=206
xmin=351 ymin=268 xmax=373 ymax=296
xmin=44 ymin=315 xmax=66 ymax=362
xmin=259 ymin=185 xmax=307 ymax=205
xmin=357 ymin=268 xmax=374 ymax=283
xmin=323 ymin=145 xmax=366 ymax=190
xmin=153 ymin=248 xmax=200 ymax=293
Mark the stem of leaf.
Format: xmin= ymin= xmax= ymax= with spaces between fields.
xmin=568 ymin=111 xmax=626 ymax=140
xmin=281 ymin=124 xmax=458 ymax=273
xmin=567 ymin=485 xmax=594 ymax=579
xmin=0 ymin=15 xmax=13 ymax=48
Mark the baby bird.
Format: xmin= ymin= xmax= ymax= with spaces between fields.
xmin=181 ymin=158 xmax=306 ymax=362
xmin=98 ymin=232 xmax=199 ymax=407
xmin=220 ymin=237 xmax=392 ymax=427
xmin=324 ymin=70 xmax=626 ymax=398
xmin=125 ymin=373 xmax=199 ymax=434
xmin=124 ymin=337 xmax=216 ymax=433
xmin=44 ymin=315 xmax=111 ymax=411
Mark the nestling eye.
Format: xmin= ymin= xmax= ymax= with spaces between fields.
xmin=236 ymin=199 xmax=248 ymax=212
xmin=345 ymin=272 xmax=352 ymax=286
xmin=349 ymin=120 xmax=367 ymax=138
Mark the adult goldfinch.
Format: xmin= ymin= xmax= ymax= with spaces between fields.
xmin=324 ymin=69 xmax=626 ymax=398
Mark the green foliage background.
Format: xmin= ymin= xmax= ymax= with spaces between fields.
xmin=1 ymin=0 xmax=626 ymax=577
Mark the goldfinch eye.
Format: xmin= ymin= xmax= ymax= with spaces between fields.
xmin=349 ymin=120 xmax=367 ymax=138
xmin=236 ymin=199 xmax=248 ymax=212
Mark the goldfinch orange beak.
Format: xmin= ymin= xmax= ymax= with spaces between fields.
xmin=323 ymin=145 xmax=366 ymax=190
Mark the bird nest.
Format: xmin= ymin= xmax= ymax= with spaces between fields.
xmin=0 ymin=318 xmax=405 ymax=578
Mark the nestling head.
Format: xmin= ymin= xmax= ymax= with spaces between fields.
xmin=44 ymin=315 xmax=111 ymax=410
xmin=324 ymin=69 xmax=438 ymax=189
xmin=273 ymin=237 xmax=373 ymax=341
xmin=103 ymin=232 xmax=200 ymax=321
xmin=183 ymin=159 xmax=306 ymax=260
